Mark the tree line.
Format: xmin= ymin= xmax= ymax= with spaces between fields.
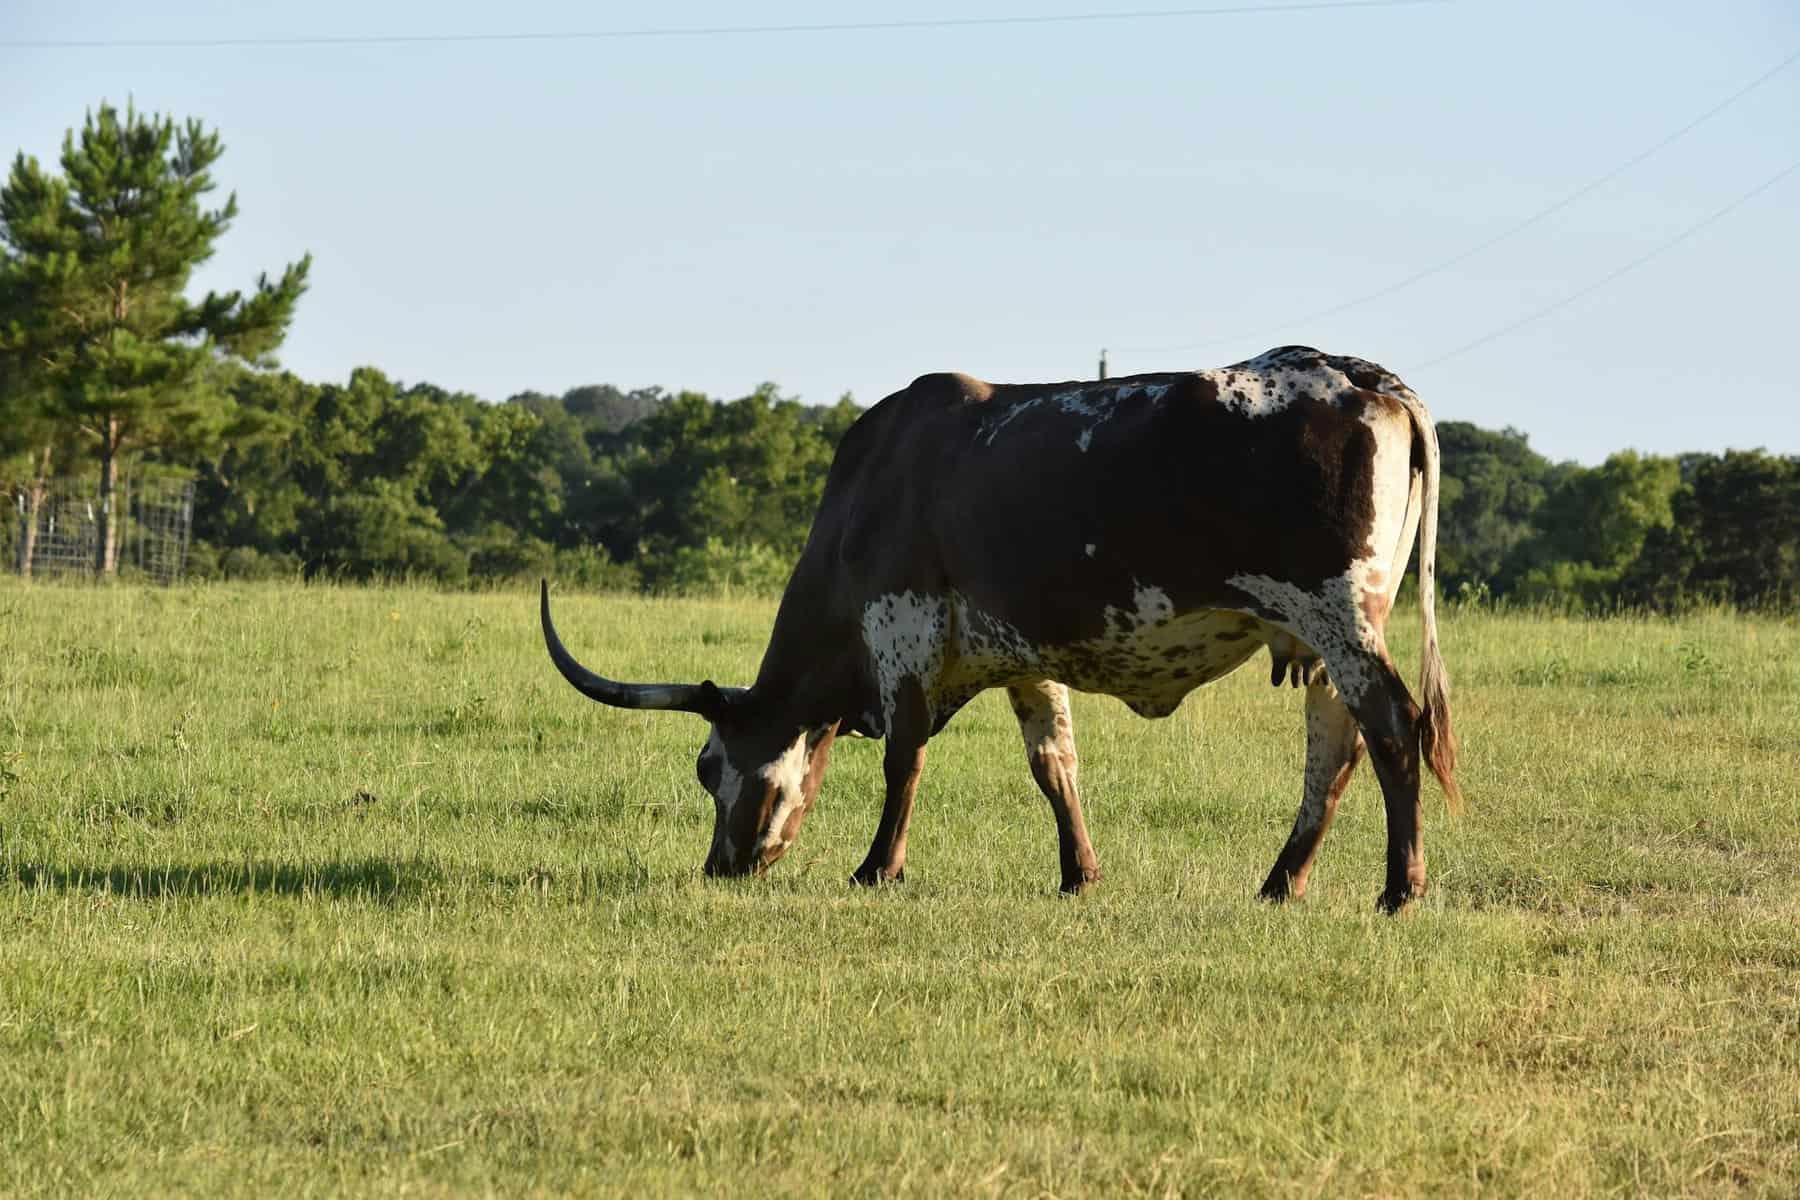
xmin=1435 ymin=425 xmax=1797 ymax=611
xmin=3 ymin=102 xmax=1795 ymax=608
xmin=180 ymin=366 xmax=859 ymax=593
xmin=18 ymin=355 xmax=1796 ymax=613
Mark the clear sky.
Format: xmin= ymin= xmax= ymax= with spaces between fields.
xmin=4 ymin=1 xmax=1796 ymax=463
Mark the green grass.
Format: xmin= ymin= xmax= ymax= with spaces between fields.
xmin=2 ymin=579 xmax=1797 ymax=1197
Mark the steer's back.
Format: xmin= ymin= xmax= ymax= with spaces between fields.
xmin=835 ymin=348 xmax=1410 ymax=620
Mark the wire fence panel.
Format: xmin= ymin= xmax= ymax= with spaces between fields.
xmin=3 ymin=476 xmax=195 ymax=585
xmin=127 ymin=477 xmax=196 ymax=584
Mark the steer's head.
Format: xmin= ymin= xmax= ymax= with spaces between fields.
xmin=540 ymin=583 xmax=835 ymax=876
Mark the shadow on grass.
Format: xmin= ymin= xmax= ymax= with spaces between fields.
xmin=2 ymin=857 xmax=671 ymax=902
xmin=3 ymin=857 xmax=446 ymax=903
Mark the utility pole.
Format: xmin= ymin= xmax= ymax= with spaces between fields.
xmin=1098 ymin=348 xmax=1108 ymax=381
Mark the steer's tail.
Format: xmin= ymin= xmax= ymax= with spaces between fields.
xmin=1396 ymin=386 xmax=1463 ymax=813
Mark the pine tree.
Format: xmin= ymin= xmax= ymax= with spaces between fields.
xmin=0 ymin=101 xmax=309 ymax=572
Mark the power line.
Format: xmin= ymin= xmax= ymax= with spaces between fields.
xmin=1412 ymin=154 xmax=1800 ymax=370
xmin=1114 ymin=43 xmax=1800 ymax=358
xmin=0 ymin=1 xmax=1449 ymax=50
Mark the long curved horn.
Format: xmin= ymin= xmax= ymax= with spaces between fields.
xmin=540 ymin=581 xmax=727 ymax=718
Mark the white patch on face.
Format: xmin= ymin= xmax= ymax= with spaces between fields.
xmin=1084 ymin=543 xmax=1096 ymax=558
xmin=755 ymin=734 xmax=811 ymax=861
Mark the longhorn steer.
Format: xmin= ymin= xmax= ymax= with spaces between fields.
xmin=541 ymin=345 xmax=1461 ymax=912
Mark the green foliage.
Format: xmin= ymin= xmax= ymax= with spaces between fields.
xmin=1435 ymin=421 xmax=1561 ymax=591
xmin=1501 ymin=451 xmax=1681 ymax=608
xmin=0 ymin=101 xmax=309 ymax=572
xmin=1507 ymin=558 xmax=1627 ymax=610
xmin=623 ymin=384 xmax=843 ymax=559
xmin=1620 ymin=450 xmax=1800 ymax=611
xmin=182 ymin=367 xmax=856 ymax=593
xmin=183 ymin=541 xmax=301 ymax=583
xmin=641 ymin=536 xmax=795 ymax=596
xmin=1512 ymin=451 xmax=1680 ymax=575
xmin=1435 ymin=430 xmax=1795 ymax=615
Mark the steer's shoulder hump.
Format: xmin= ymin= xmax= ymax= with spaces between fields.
xmin=907 ymin=371 xmax=995 ymax=407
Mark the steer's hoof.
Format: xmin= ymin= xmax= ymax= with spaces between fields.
xmin=850 ymin=864 xmax=903 ymax=887
xmin=1258 ymin=870 xmax=1299 ymax=903
xmin=1375 ymin=885 xmax=1422 ymax=915
xmin=1058 ymin=870 xmax=1101 ymax=897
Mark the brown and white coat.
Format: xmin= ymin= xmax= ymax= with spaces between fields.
xmin=543 ymin=345 xmax=1461 ymax=912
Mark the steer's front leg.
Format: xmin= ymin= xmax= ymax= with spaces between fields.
xmin=852 ymin=678 xmax=929 ymax=886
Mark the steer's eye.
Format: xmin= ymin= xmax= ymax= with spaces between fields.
xmin=697 ymin=752 xmax=722 ymax=793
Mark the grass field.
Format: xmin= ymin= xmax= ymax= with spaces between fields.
xmin=1 ymin=578 xmax=1796 ymax=1197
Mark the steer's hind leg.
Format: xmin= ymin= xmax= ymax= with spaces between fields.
xmin=1259 ymin=678 xmax=1364 ymax=902
xmin=852 ymin=677 xmax=929 ymax=886
xmin=1007 ymin=680 xmax=1101 ymax=894
xmin=1244 ymin=592 xmax=1426 ymax=913
xmin=1324 ymin=644 xmax=1426 ymax=913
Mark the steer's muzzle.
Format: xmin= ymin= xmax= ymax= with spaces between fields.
xmin=702 ymin=837 xmax=759 ymax=879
